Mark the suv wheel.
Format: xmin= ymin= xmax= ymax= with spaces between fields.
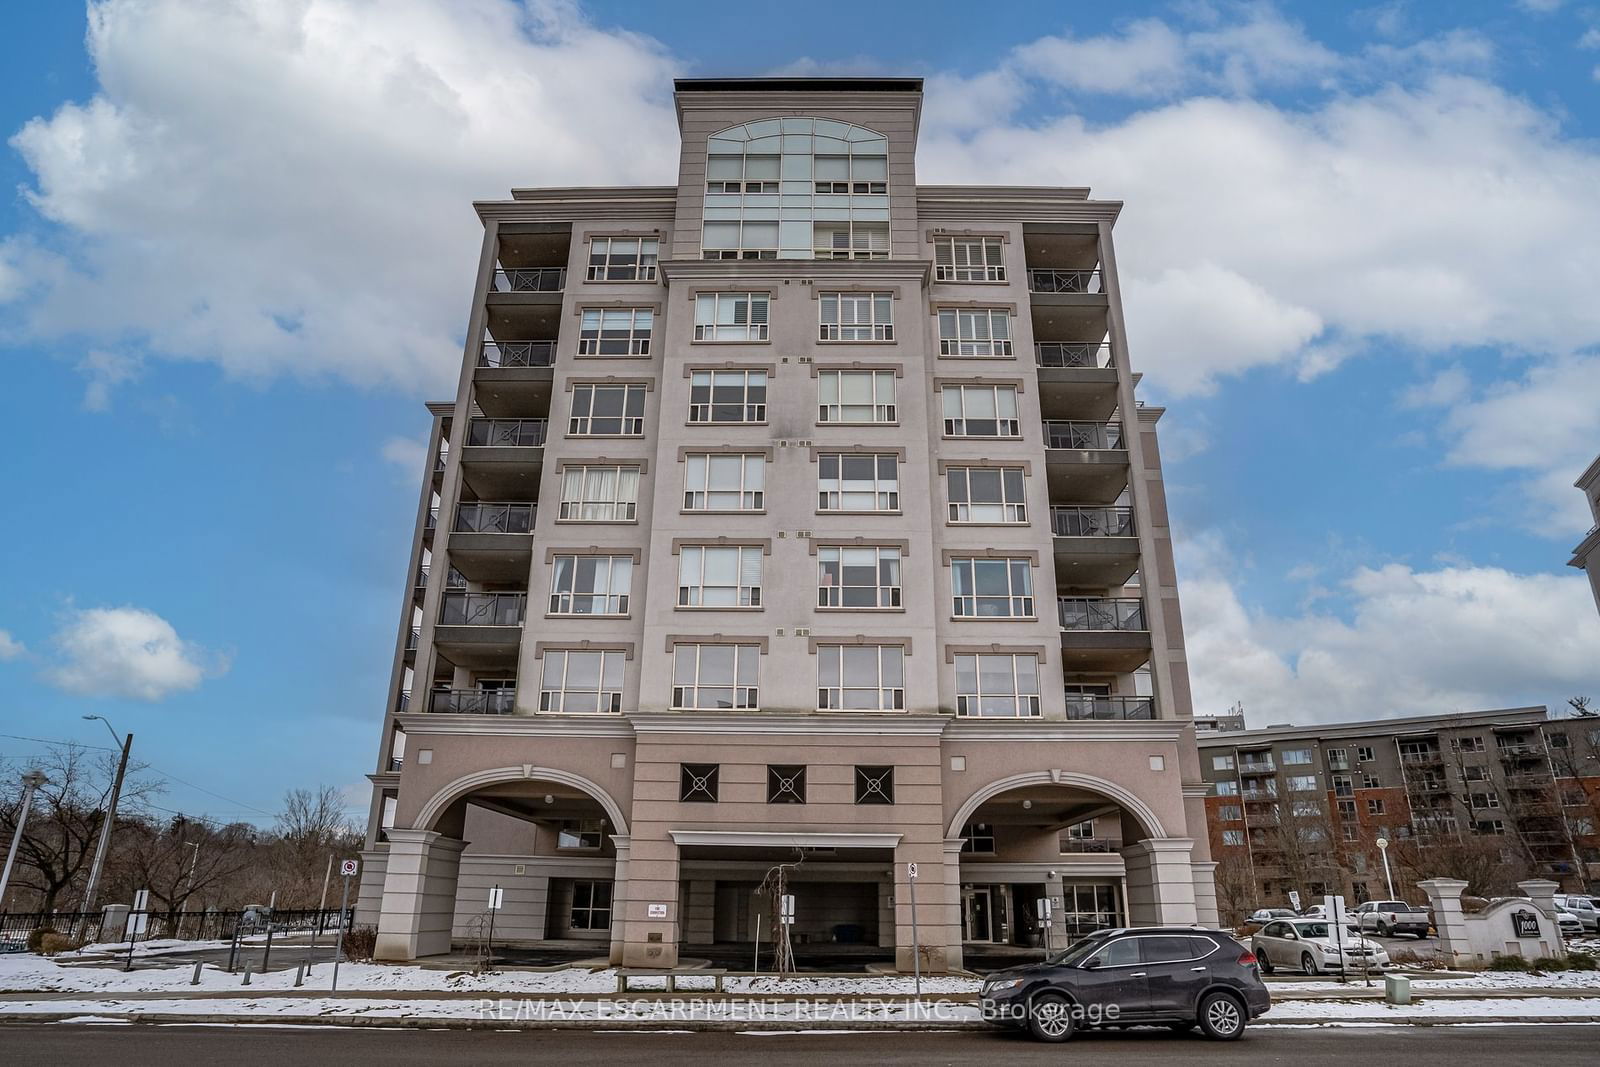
xmin=1027 ymin=993 xmax=1076 ymax=1043
xmin=1197 ymin=991 xmax=1246 ymax=1040
xmin=1301 ymin=952 xmax=1319 ymax=976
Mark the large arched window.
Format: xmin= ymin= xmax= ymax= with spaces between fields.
xmin=702 ymin=117 xmax=890 ymax=261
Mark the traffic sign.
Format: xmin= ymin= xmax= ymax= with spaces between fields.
xmin=907 ymin=862 xmax=918 ymax=880
xmin=339 ymin=859 xmax=359 ymax=877
xmin=488 ymin=886 xmax=504 ymax=911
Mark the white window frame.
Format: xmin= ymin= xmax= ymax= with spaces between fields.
xmin=538 ymin=649 xmax=625 ymax=715
xmin=693 ymin=292 xmax=770 ymax=341
xmin=549 ymin=555 xmax=632 ymax=616
xmin=1213 ymin=755 xmax=1236 ymax=771
xmin=938 ymin=308 xmax=1013 ymax=356
xmin=586 ymin=236 xmax=658 ymax=282
xmin=568 ymin=383 xmax=646 ymax=436
xmin=578 ymin=308 xmax=653 ymax=355
xmin=671 ymin=644 xmax=760 ymax=710
xmin=1221 ymin=829 xmax=1245 ymax=846
xmin=1287 ymin=775 xmax=1319 ymax=792
xmin=818 ymin=644 xmax=905 ymax=711
xmin=813 ymin=220 xmax=889 ymax=260
xmin=950 ymin=557 xmax=1035 ymax=618
xmin=819 ymin=292 xmax=894 ymax=341
xmin=677 ymin=545 xmax=763 ymax=608
xmin=941 ymin=384 xmax=1021 ymax=437
xmin=557 ymin=464 xmax=640 ymax=522
xmin=817 ymin=452 xmax=900 ymax=512
xmin=557 ymin=818 xmax=606 ymax=850
xmin=954 ymin=652 xmax=1042 ymax=717
xmin=689 ymin=369 xmax=767 ymax=424
xmin=683 ymin=453 xmax=765 ymax=512
xmin=818 ymin=545 xmax=902 ymax=609
xmin=1282 ymin=748 xmax=1313 ymax=765
xmin=1215 ymin=781 xmax=1239 ymax=796
xmin=934 ymin=236 xmax=1005 ymax=282
xmin=945 ymin=465 xmax=1027 ymax=523
xmin=817 ymin=369 xmax=896 ymax=424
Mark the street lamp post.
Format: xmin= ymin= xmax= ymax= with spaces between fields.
xmin=1376 ymin=836 xmax=1395 ymax=899
xmin=0 ymin=769 xmax=49 ymax=908
xmin=79 ymin=716 xmax=133 ymax=923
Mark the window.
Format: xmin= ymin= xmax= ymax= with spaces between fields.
xmin=1337 ymin=798 xmax=1357 ymax=817
xmin=1327 ymin=747 xmax=1346 ymax=765
xmin=1287 ymin=775 xmax=1319 ymax=792
xmin=854 ymin=765 xmax=895 ymax=804
xmin=683 ymin=453 xmax=765 ymax=511
xmin=578 ymin=308 xmax=653 ymax=355
xmin=813 ymin=221 xmax=889 ymax=259
xmin=1282 ymin=748 xmax=1313 ymax=765
xmin=818 ymin=370 xmax=896 ymax=423
xmin=558 ymin=818 xmax=604 ymax=850
xmin=1292 ymin=800 xmax=1323 ymax=818
xmin=694 ymin=292 xmax=770 ymax=341
xmin=1362 ymin=773 xmax=1381 ymax=789
xmin=1213 ymin=755 xmax=1236 ymax=771
xmin=942 ymin=384 xmax=1021 ymax=437
xmin=1218 ymin=805 xmax=1242 ymax=821
xmin=1221 ymin=829 xmax=1245 ymax=846
xmin=549 ymin=555 xmax=632 ymax=615
xmin=689 ymin=369 xmax=767 ymax=423
xmin=680 ymin=763 xmax=719 ymax=803
xmin=570 ymin=880 xmax=612 ymax=930
xmin=817 ymin=453 xmax=899 ymax=512
xmin=569 ymin=383 xmax=646 ymax=436
xmin=672 ymin=643 xmax=759 ymax=710
xmin=951 ymin=557 xmax=1035 ymax=618
xmin=1091 ymin=937 xmax=1142 ymax=968
xmin=677 ymin=545 xmax=763 ymax=608
xmin=1462 ymin=765 xmax=1488 ymax=782
xmin=1366 ymin=798 xmax=1387 ymax=816
xmin=962 ymin=821 xmax=996 ymax=853
xmin=1470 ymin=792 xmax=1500 ymax=809
xmin=1451 ymin=735 xmax=1486 ymax=753
xmin=587 ymin=237 xmax=657 ymax=282
xmin=934 ymin=236 xmax=1005 ymax=282
xmin=1357 ymin=745 xmax=1375 ymax=762
xmin=538 ymin=649 xmax=625 ymax=714
xmin=767 ymin=764 xmax=806 ymax=804
xmin=819 ymin=645 xmax=905 ymax=710
xmin=819 ymin=292 xmax=893 ymax=341
xmin=937 ymin=308 xmax=1013 ymax=356
xmin=946 ymin=466 xmax=1027 ymax=524
xmin=1472 ymin=819 xmax=1505 ymax=835
xmin=954 ymin=652 xmax=1041 ymax=717
xmin=558 ymin=464 xmax=640 ymax=522
xmin=818 ymin=546 xmax=902 ymax=608
xmin=1215 ymin=781 xmax=1239 ymax=796
xmin=1332 ymin=774 xmax=1353 ymax=797
xmin=1548 ymin=733 xmax=1570 ymax=749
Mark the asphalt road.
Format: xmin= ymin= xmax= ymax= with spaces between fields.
xmin=4 ymin=1023 xmax=1598 ymax=1065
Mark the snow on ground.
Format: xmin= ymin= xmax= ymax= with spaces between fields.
xmin=1269 ymin=970 xmax=1600 ymax=993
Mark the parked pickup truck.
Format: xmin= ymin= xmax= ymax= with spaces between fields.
xmin=1353 ymin=900 xmax=1430 ymax=938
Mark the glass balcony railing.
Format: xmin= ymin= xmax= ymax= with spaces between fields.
xmin=1028 ymin=268 xmax=1104 ymax=294
xmin=1051 ymin=505 xmax=1136 ymax=537
xmin=1064 ymin=695 xmax=1154 ymax=720
xmin=454 ymin=502 xmax=535 ymax=534
xmin=466 ymin=418 xmax=548 ymax=447
xmin=490 ymin=267 xmax=566 ymax=292
xmin=1035 ymin=342 xmax=1113 ymax=369
xmin=430 ymin=688 xmax=516 ymax=715
xmin=1043 ymin=420 xmax=1124 ymax=450
xmin=439 ymin=591 xmax=527 ymax=626
xmin=480 ymin=340 xmax=557 ymax=368
xmin=1058 ymin=597 xmax=1147 ymax=631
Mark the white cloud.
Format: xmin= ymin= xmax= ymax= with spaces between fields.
xmin=1399 ymin=365 xmax=1471 ymax=409
xmin=45 ymin=606 xmax=225 ymax=701
xmin=77 ymin=348 xmax=142 ymax=411
xmin=0 ymin=630 xmax=25 ymax=661
xmin=381 ymin=434 xmax=428 ymax=474
xmin=1181 ymin=534 xmax=1600 ymax=722
xmin=1517 ymin=0 xmax=1565 ymax=12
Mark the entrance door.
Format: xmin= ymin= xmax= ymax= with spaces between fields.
xmin=967 ymin=888 xmax=993 ymax=942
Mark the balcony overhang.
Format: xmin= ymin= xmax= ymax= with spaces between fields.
xmin=473 ymin=367 xmax=553 ymax=419
xmin=459 ymin=445 xmax=544 ymax=500
xmin=1029 ymin=302 xmax=1107 ymax=342
xmin=447 ymin=532 xmax=535 ymax=583
xmin=1059 ymin=630 xmax=1153 ymax=672
xmin=432 ymin=625 xmax=524 ymax=670
xmin=1037 ymin=367 xmax=1120 ymax=422
xmin=1044 ymin=449 xmax=1130 ymax=504
xmin=1053 ymin=536 xmax=1141 ymax=588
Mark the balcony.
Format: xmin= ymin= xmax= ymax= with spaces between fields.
xmin=433 ymin=591 xmax=526 ymax=670
xmin=1239 ymin=758 xmax=1276 ymax=774
xmin=1029 ymin=268 xmax=1104 ymax=295
xmin=1400 ymin=751 xmax=1445 ymax=766
xmin=1036 ymin=342 xmax=1119 ymax=422
xmin=1064 ymin=694 xmax=1154 ymax=721
xmin=1498 ymin=744 xmax=1543 ymax=762
xmin=1243 ymin=787 xmax=1279 ymax=801
xmin=429 ymin=688 xmax=517 ymax=716
xmin=459 ymin=418 xmax=547 ymax=499
xmin=1059 ymin=836 xmax=1120 ymax=853
xmin=1058 ymin=596 xmax=1151 ymax=672
xmin=476 ymin=340 xmax=556 ymax=418
xmin=1044 ymin=421 xmax=1129 ymax=504
xmin=490 ymin=266 xmax=565 ymax=293
xmin=1051 ymin=506 xmax=1140 ymax=587
xmin=450 ymin=503 xmax=536 ymax=583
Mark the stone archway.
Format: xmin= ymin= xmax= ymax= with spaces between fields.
xmin=947 ymin=769 xmax=1168 ymax=842
xmin=413 ymin=764 xmax=630 ymax=836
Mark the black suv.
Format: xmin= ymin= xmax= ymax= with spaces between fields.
xmin=980 ymin=927 xmax=1271 ymax=1042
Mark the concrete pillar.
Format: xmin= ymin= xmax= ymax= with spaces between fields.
xmin=1122 ymin=839 xmax=1198 ymax=925
xmin=940 ymin=837 xmax=966 ymax=971
xmin=374 ymin=829 xmax=468 ymax=961
xmin=100 ymin=904 xmax=131 ymax=943
xmin=877 ymin=878 xmax=895 ymax=948
xmin=618 ymin=833 xmax=679 ymax=967
xmin=608 ymin=835 xmax=630 ymax=965
xmin=1191 ymin=860 xmax=1220 ymax=927
xmin=684 ymin=879 xmax=715 ymax=946
xmin=890 ymin=839 xmax=960 ymax=973
xmin=1416 ymin=878 xmax=1471 ymax=966
xmin=1517 ymin=879 xmax=1565 ymax=951
xmin=1042 ymin=870 xmax=1068 ymax=951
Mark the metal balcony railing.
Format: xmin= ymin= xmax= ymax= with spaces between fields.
xmin=1035 ymin=342 xmax=1114 ymax=369
xmin=1058 ymin=597 xmax=1146 ymax=631
xmin=1028 ymin=268 xmax=1104 ymax=294
xmin=480 ymin=340 xmax=557 ymax=368
xmin=466 ymin=418 xmax=548 ymax=447
xmin=1243 ymin=787 xmax=1279 ymax=801
xmin=1043 ymin=420 xmax=1124 ymax=450
xmin=1064 ymin=695 xmax=1155 ymax=721
xmin=1051 ymin=505 xmax=1136 ymax=538
xmin=454 ymin=502 xmax=535 ymax=534
xmin=425 ymin=508 xmax=439 ymax=529
xmin=1239 ymin=759 xmax=1276 ymax=773
xmin=1060 ymin=836 xmax=1121 ymax=853
xmin=405 ymin=628 xmax=420 ymax=650
xmin=491 ymin=267 xmax=566 ymax=292
xmin=430 ymin=688 xmax=516 ymax=715
xmin=439 ymin=591 xmax=527 ymax=626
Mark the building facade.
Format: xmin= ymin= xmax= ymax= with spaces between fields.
xmin=356 ymin=77 xmax=1217 ymax=970
xmin=1572 ymin=452 xmax=1600 ymax=617
xmin=1197 ymin=707 xmax=1600 ymax=922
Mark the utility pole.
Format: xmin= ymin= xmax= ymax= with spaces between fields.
xmin=79 ymin=719 xmax=133 ymax=920
xmin=0 ymin=770 xmax=48 ymax=908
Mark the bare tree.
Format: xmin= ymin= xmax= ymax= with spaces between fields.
xmin=1212 ymin=852 xmax=1257 ymax=927
xmin=113 ymin=815 xmax=258 ymax=922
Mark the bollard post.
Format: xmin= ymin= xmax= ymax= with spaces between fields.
xmin=294 ymin=962 xmax=304 ymax=988
xmin=241 ymin=962 xmax=251 ymax=986
xmin=262 ymin=922 xmax=274 ymax=972
xmin=190 ymin=961 xmax=203 ymax=986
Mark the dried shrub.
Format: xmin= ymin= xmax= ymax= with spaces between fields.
xmin=26 ymin=927 xmax=58 ymax=953
xmin=341 ymin=925 xmax=377 ymax=961
xmin=1486 ymin=955 xmax=1530 ymax=971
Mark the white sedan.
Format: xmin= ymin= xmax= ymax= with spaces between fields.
xmin=1252 ymin=918 xmax=1390 ymax=976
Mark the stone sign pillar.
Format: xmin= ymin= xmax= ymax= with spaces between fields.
xmin=1416 ymin=878 xmax=1471 ymax=966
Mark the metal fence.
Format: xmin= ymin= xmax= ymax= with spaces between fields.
xmin=0 ymin=906 xmax=353 ymax=951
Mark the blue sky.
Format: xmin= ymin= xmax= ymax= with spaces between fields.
xmin=1 ymin=0 xmax=1598 ymax=826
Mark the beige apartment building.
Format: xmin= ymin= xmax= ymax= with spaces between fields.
xmin=355 ymin=77 xmax=1216 ymax=970
xmin=1572 ymin=452 xmax=1600 ymax=617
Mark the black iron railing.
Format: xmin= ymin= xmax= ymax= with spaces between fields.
xmin=1064 ymin=695 xmax=1155 ymax=721
xmin=1043 ymin=420 xmax=1124 ymax=450
xmin=491 ymin=267 xmax=566 ymax=292
xmin=466 ymin=418 xmax=548 ymax=447
xmin=1028 ymin=268 xmax=1104 ymax=294
xmin=1035 ymin=342 xmax=1114 ymax=369
xmin=480 ymin=340 xmax=557 ymax=368
xmin=1058 ymin=597 xmax=1146 ymax=631
xmin=1051 ymin=506 xmax=1135 ymax=537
